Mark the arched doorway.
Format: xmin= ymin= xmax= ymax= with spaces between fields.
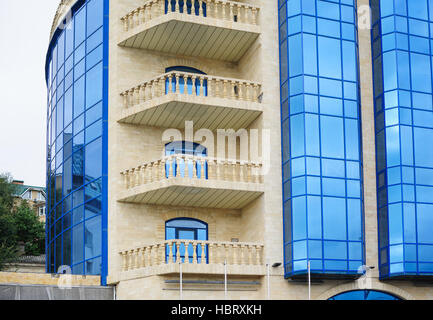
xmin=165 ymin=218 xmax=208 ymax=263
xmin=328 ymin=290 xmax=402 ymax=300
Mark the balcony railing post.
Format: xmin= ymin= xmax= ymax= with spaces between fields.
xmin=121 ymin=251 xmax=128 ymax=271
xmin=141 ymin=247 xmax=147 ymax=267
xmin=192 ymin=75 xmax=197 ymax=96
xmin=222 ymin=1 xmax=226 ymax=20
xmin=183 ymin=0 xmax=187 ymax=14
xmin=184 ymin=241 xmax=190 ymax=264
xmin=232 ymin=244 xmax=238 ymax=265
xmin=215 ymin=79 xmax=220 ymax=97
xmin=198 ymin=0 xmax=203 ymax=16
xmin=175 ymin=73 xmax=180 ymax=93
xmin=208 ymin=242 xmax=213 ymax=264
xmin=200 ymin=241 xmax=206 ymax=264
xmin=223 ymin=80 xmax=228 ymax=98
xmin=168 ymin=74 xmax=173 ymax=94
xmin=185 ymin=155 xmax=190 ymax=178
xmin=167 ymin=242 xmax=173 ymax=264
xmin=176 ymin=156 xmax=181 ymax=177
xmin=192 ymin=242 xmax=198 ymax=264
xmin=176 ymin=241 xmax=181 ymax=263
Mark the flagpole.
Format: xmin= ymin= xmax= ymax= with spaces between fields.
xmin=180 ymin=261 xmax=183 ymax=301
xmin=308 ymin=260 xmax=311 ymax=301
xmin=224 ymin=260 xmax=227 ymax=300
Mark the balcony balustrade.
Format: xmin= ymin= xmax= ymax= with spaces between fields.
xmin=118 ymin=154 xmax=264 ymax=209
xmin=118 ymin=71 xmax=263 ymax=130
xmin=121 ymin=0 xmax=259 ymax=31
xmin=118 ymin=240 xmax=265 ymax=278
xmin=118 ymin=0 xmax=260 ymax=62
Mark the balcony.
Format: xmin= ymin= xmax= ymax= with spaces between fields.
xmin=118 ymin=154 xmax=264 ymax=209
xmin=117 ymin=240 xmax=265 ymax=281
xmin=119 ymin=0 xmax=260 ymax=62
xmin=119 ymin=71 xmax=263 ymax=130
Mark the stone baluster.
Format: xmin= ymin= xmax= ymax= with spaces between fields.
xmin=252 ymin=8 xmax=257 ymax=25
xmin=129 ymin=169 xmax=135 ymax=188
xmin=223 ymin=80 xmax=228 ymax=98
xmin=247 ymin=163 xmax=253 ymax=182
xmin=192 ymin=158 xmax=198 ymax=178
xmin=216 ymin=244 xmax=221 ymax=264
xmin=183 ymin=0 xmax=187 ymax=14
xmin=121 ymin=17 xmax=128 ymax=32
xmin=175 ymin=73 xmax=180 ymax=93
xmin=192 ymin=75 xmax=197 ymax=96
xmin=222 ymin=1 xmax=226 ymax=20
xmin=239 ymin=161 xmax=244 ymax=182
xmin=192 ymin=242 xmax=198 ymax=264
xmin=198 ymin=0 xmax=203 ymax=16
xmin=247 ymin=245 xmax=253 ymax=265
xmin=183 ymin=74 xmax=188 ymax=94
xmin=168 ymin=74 xmax=173 ymax=94
xmin=166 ymin=242 xmax=172 ymax=264
xmin=199 ymin=77 xmax=204 ymax=96
xmin=215 ymin=79 xmax=220 ymax=98
xmin=224 ymin=243 xmax=232 ymax=264
xmin=208 ymin=243 xmax=213 ymax=264
xmin=255 ymin=245 xmax=262 ymax=265
xmin=232 ymin=244 xmax=238 ymax=265
xmin=175 ymin=241 xmax=181 ymax=263
xmin=160 ymin=243 xmax=166 ymax=265
xmin=175 ymin=156 xmax=181 ymax=177
xmin=184 ymin=155 xmax=190 ymax=178
xmin=207 ymin=77 xmax=212 ymax=97
xmin=142 ymin=247 xmax=147 ymax=267
xmin=207 ymin=159 xmax=214 ymax=180
xmin=184 ymin=241 xmax=190 ymax=264
xmin=230 ymin=81 xmax=236 ymax=99
xmin=229 ymin=3 xmax=234 ymax=22
xmin=223 ymin=160 xmax=229 ymax=181
xmin=200 ymin=158 xmax=205 ymax=179
xmin=140 ymin=84 xmax=146 ymax=103
xmin=121 ymin=251 xmax=128 ymax=271
xmin=200 ymin=242 xmax=206 ymax=264
xmin=168 ymin=157 xmax=174 ymax=178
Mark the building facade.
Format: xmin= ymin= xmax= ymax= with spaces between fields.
xmin=45 ymin=0 xmax=433 ymax=299
xmin=12 ymin=180 xmax=47 ymax=223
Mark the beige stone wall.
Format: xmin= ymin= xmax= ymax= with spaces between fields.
xmin=0 ymin=272 xmax=100 ymax=287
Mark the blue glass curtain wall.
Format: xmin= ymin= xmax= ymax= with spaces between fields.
xmin=279 ymin=0 xmax=365 ymax=278
xmin=45 ymin=0 xmax=108 ymax=281
xmin=371 ymin=0 xmax=433 ymax=278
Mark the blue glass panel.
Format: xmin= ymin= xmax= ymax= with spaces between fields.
xmin=46 ymin=0 xmax=107 ymax=277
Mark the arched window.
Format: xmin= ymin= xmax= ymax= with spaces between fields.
xmin=165 ymin=141 xmax=208 ymax=179
xmin=328 ymin=290 xmax=401 ymax=300
xmin=165 ymin=66 xmax=208 ymax=96
xmin=165 ymin=0 xmax=207 ymax=16
xmin=165 ymin=218 xmax=208 ymax=263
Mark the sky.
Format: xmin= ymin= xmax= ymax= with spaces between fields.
xmin=0 ymin=0 xmax=60 ymax=186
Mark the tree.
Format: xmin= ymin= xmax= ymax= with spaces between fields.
xmin=12 ymin=202 xmax=45 ymax=256
xmin=0 ymin=173 xmax=46 ymax=270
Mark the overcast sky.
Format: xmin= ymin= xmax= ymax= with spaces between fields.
xmin=0 ymin=0 xmax=59 ymax=186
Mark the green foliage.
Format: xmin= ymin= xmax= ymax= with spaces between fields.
xmin=0 ymin=173 xmax=15 ymax=215
xmin=12 ymin=202 xmax=45 ymax=256
xmin=0 ymin=173 xmax=46 ymax=270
